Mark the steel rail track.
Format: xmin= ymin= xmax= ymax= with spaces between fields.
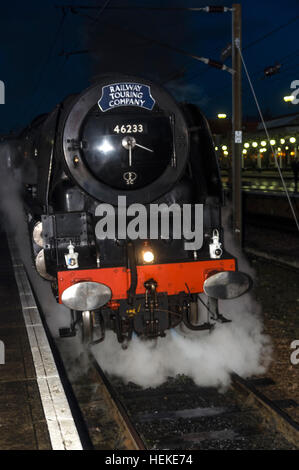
xmin=244 ymin=247 xmax=299 ymax=270
xmin=87 ymin=352 xmax=146 ymax=450
xmin=97 ymin=370 xmax=298 ymax=450
xmin=231 ymin=374 xmax=299 ymax=448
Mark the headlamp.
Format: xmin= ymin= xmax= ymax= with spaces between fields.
xmin=143 ymin=250 xmax=154 ymax=263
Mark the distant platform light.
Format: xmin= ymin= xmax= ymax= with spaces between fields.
xmin=280 ymin=138 xmax=285 ymax=144
xmin=223 ymin=150 xmax=228 ymax=155
xmin=244 ymin=142 xmax=250 ymax=148
xmin=283 ymin=95 xmax=295 ymax=102
xmin=270 ymin=139 xmax=276 ymax=145
xmin=261 ymin=141 xmax=267 ymax=146
xmin=277 ymin=147 xmax=281 ymax=151
xmin=215 ymin=146 xmax=218 ymax=151
xmin=217 ymin=113 xmax=227 ymax=119
xmin=242 ymin=149 xmax=247 ymax=154
xmin=289 ymin=137 xmax=296 ymax=143
xmin=252 ymin=142 xmax=258 ymax=147
xmin=222 ymin=145 xmax=227 ymax=150
xmin=285 ymin=146 xmax=289 ymax=150
xmin=291 ymin=151 xmax=295 ymax=156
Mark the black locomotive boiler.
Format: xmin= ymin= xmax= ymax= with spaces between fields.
xmin=17 ymin=74 xmax=250 ymax=344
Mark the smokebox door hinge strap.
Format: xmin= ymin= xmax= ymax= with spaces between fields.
xmin=127 ymin=241 xmax=137 ymax=306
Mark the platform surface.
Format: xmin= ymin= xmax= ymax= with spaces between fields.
xmin=0 ymin=229 xmax=82 ymax=450
xmin=0 ymin=230 xmax=52 ymax=449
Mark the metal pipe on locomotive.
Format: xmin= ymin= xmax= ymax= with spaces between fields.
xmin=14 ymin=74 xmax=251 ymax=344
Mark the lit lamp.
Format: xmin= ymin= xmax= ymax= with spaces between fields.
xmin=217 ymin=113 xmax=227 ymax=119
xmin=289 ymin=137 xmax=296 ymax=143
xmin=142 ymin=242 xmax=155 ymax=263
xmin=283 ymin=95 xmax=294 ymax=102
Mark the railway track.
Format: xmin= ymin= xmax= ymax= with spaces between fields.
xmin=101 ymin=369 xmax=298 ymax=450
xmin=244 ymin=248 xmax=299 ymax=270
xmin=7 ymin=235 xmax=298 ymax=451
xmin=56 ymin=343 xmax=298 ymax=450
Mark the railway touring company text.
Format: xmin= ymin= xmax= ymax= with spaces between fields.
xmin=98 ymin=82 xmax=155 ymax=112
xmin=95 ymin=196 xmax=203 ymax=250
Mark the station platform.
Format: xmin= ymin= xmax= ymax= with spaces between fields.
xmin=0 ymin=229 xmax=82 ymax=450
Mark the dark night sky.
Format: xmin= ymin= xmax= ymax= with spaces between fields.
xmin=0 ymin=0 xmax=299 ymax=133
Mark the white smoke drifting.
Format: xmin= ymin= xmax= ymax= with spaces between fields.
xmin=92 ymin=206 xmax=272 ymax=389
xmin=0 ymin=142 xmax=71 ymax=334
xmin=92 ymin=296 xmax=271 ymax=389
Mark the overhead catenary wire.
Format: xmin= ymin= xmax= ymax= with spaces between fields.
xmin=236 ymin=42 xmax=299 ymax=233
xmin=58 ymin=0 xmax=112 ymax=74
xmin=60 ymin=7 xmax=235 ymax=75
xmin=58 ymin=5 xmax=233 ymax=13
xmin=207 ymin=50 xmax=299 ymax=105
xmin=27 ymin=0 xmax=112 ymax=122
xmin=167 ymin=14 xmax=299 ymax=87
xmin=244 ymin=14 xmax=299 ymax=51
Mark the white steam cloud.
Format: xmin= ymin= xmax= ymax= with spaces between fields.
xmin=0 ymin=142 xmax=71 ymax=334
xmin=92 ymin=297 xmax=271 ymax=389
xmin=92 ymin=206 xmax=272 ymax=389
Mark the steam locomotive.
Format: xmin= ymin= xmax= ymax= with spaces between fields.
xmin=17 ymin=74 xmax=250 ymax=344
